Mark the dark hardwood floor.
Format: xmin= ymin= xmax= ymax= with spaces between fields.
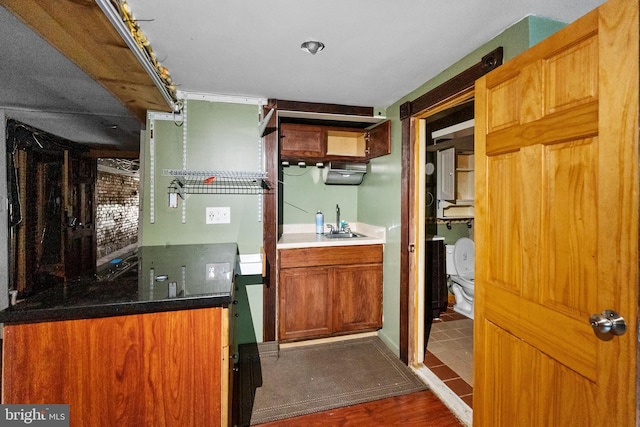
xmin=253 ymin=390 xmax=463 ymax=426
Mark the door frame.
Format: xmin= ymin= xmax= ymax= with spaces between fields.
xmin=399 ymin=47 xmax=503 ymax=364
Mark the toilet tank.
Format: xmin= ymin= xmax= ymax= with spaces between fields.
xmin=445 ymin=244 xmax=456 ymax=275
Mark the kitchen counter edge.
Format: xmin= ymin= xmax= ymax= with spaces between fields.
xmin=277 ymin=222 xmax=386 ymax=249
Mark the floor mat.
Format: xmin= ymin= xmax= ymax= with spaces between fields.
xmin=236 ymin=336 xmax=428 ymax=426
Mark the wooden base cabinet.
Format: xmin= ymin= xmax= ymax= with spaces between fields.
xmin=278 ymin=245 xmax=383 ymax=341
xmin=2 ymin=307 xmax=233 ymax=427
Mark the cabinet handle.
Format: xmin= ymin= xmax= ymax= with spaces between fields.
xmin=234 ymin=313 xmax=239 ymax=318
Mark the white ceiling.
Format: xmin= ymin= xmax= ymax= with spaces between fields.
xmin=1 ymin=0 xmax=606 ymax=151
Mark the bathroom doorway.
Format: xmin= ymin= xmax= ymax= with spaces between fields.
xmin=417 ymin=96 xmax=476 ymax=408
xmin=398 ymin=48 xmax=504 ymax=424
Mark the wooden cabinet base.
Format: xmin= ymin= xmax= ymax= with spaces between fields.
xmin=2 ymin=307 xmax=230 ymax=427
xmin=278 ymin=245 xmax=383 ymax=342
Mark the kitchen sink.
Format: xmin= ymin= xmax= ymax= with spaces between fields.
xmin=323 ymin=231 xmax=366 ymax=239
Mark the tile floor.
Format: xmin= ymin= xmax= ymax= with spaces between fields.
xmin=425 ymin=304 xmax=474 ymax=407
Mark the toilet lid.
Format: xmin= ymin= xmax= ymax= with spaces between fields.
xmin=453 ymin=238 xmax=474 ymax=280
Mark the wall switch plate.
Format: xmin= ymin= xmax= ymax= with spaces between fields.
xmin=206 ymin=207 xmax=230 ymax=224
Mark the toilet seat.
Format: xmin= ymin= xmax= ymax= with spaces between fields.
xmin=451 ymin=275 xmax=474 ymax=288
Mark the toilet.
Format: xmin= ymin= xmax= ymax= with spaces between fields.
xmin=445 ymin=237 xmax=475 ymax=319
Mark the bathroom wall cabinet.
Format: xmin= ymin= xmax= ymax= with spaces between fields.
xmin=436 ymin=147 xmax=475 ymax=219
xmin=280 ymin=121 xmax=391 ymax=163
xmin=278 ymin=244 xmax=383 ymax=341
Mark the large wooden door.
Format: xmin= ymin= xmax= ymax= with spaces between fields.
xmin=474 ymin=0 xmax=638 ymax=425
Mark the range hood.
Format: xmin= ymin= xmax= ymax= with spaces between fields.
xmin=322 ymin=162 xmax=368 ymax=185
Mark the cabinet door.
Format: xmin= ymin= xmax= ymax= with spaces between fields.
xmin=332 ymin=264 xmax=383 ymax=333
xmin=365 ymin=120 xmax=391 ymax=159
xmin=436 ymin=147 xmax=455 ymax=200
xmin=280 ymin=123 xmax=325 ymax=161
xmin=279 ymin=267 xmax=332 ymax=340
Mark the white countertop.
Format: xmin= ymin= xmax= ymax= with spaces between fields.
xmin=277 ymin=222 xmax=386 ymax=249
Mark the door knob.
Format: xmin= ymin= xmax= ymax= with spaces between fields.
xmin=589 ymin=310 xmax=626 ymax=340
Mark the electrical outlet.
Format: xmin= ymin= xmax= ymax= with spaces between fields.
xmin=206 ymin=207 xmax=230 ymax=224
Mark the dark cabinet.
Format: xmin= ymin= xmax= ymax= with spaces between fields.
xmin=280 ymin=121 xmax=391 ymax=163
xmin=426 ymin=239 xmax=448 ymax=319
xmin=279 ymin=266 xmax=332 ymax=340
xmin=424 ymin=238 xmax=448 ymax=347
xmin=278 ymin=245 xmax=383 ymax=341
xmin=365 ymin=119 xmax=391 ymax=159
xmin=280 ymin=123 xmax=326 ymax=161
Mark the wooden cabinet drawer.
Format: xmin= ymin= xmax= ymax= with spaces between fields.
xmin=279 ymin=244 xmax=382 ymax=269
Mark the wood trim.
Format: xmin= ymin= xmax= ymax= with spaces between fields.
xmin=269 ymin=99 xmax=374 ymax=117
xmin=400 ymin=47 xmax=503 ymax=120
xmin=262 ymin=103 xmax=279 ymax=342
xmin=399 ymin=47 xmax=503 ymax=364
xmin=399 ymin=117 xmax=411 ymax=364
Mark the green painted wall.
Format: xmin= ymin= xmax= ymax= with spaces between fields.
xmin=529 ymin=16 xmax=567 ymax=46
xmin=282 ymin=166 xmax=359 ymax=225
xmin=140 ymin=100 xmax=264 ymax=255
xmin=358 ymin=16 xmax=565 ymax=355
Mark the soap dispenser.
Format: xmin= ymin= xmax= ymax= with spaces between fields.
xmin=315 ymin=211 xmax=324 ymax=234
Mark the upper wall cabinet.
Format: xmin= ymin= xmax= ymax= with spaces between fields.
xmin=279 ymin=124 xmax=326 ymax=160
xmin=433 ymin=119 xmax=475 ymax=219
xmin=280 ymin=121 xmax=390 ymax=163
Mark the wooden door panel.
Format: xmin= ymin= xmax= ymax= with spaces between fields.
xmin=278 ymin=267 xmax=332 ymax=340
xmin=475 ymin=0 xmax=637 ymax=425
xmin=545 ymin=36 xmax=598 ymax=115
xmin=333 ymin=264 xmax=382 ymax=332
xmin=482 ymin=321 xmax=598 ymax=426
xmin=484 ymin=286 xmax=596 ymax=382
xmin=486 ymin=152 xmax=521 ymax=293
xmin=487 ymin=78 xmax=520 ymax=132
xmin=366 ymin=120 xmax=391 ymax=159
xmin=543 ymin=138 xmax=597 ymax=317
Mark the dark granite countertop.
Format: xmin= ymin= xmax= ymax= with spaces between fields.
xmin=0 ymin=243 xmax=238 ymax=324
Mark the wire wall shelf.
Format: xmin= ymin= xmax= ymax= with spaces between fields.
xmin=164 ymin=169 xmax=271 ymax=196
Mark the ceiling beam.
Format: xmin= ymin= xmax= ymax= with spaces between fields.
xmin=1 ymin=0 xmax=171 ymax=123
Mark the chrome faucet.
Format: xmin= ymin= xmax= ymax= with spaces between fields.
xmin=336 ymin=204 xmax=340 ymax=231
